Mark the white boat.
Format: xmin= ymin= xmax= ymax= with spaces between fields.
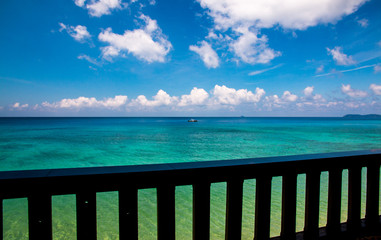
xmin=188 ymin=119 xmax=198 ymax=122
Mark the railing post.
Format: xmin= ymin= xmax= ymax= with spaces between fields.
xmin=28 ymin=194 xmax=52 ymax=240
xmin=254 ymin=176 xmax=272 ymax=240
xmin=119 ymin=186 xmax=138 ymax=240
xmin=193 ymin=182 xmax=211 ymax=240
xmin=347 ymin=166 xmax=362 ymax=233
xmin=281 ymin=173 xmax=297 ymax=240
xmin=304 ymin=171 xmax=320 ymax=239
xmin=0 ymin=198 xmax=3 ymax=240
xmin=76 ymin=192 xmax=97 ymax=240
xmin=326 ymin=168 xmax=343 ymax=236
xmin=225 ymin=179 xmax=243 ymax=240
xmin=365 ymin=161 xmax=380 ymax=231
xmin=157 ymin=185 xmax=176 ymax=240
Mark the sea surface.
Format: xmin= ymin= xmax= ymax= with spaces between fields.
xmin=1 ymin=117 xmax=381 ymax=239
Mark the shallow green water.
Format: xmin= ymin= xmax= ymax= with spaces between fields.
xmin=1 ymin=117 xmax=380 ymax=239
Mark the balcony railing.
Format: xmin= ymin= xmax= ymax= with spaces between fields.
xmin=0 ymin=150 xmax=380 ymax=240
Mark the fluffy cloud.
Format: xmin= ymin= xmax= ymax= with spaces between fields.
xmin=59 ymin=23 xmax=91 ymax=42
xmin=229 ymin=27 xmax=280 ymax=64
xmin=195 ymin=0 xmax=365 ymax=66
xmin=11 ymin=102 xmax=29 ymax=110
xmin=327 ymin=47 xmax=356 ymax=65
xmin=74 ymin=0 xmax=123 ymax=17
xmin=74 ymin=0 xmax=86 ymax=7
xmin=282 ymin=91 xmax=298 ymax=102
xmin=197 ymin=0 xmax=367 ymax=30
xmin=178 ymin=88 xmax=209 ymax=106
xmin=131 ymin=90 xmax=178 ymax=107
xmin=370 ymin=84 xmax=381 ymax=95
xmin=189 ymin=41 xmax=219 ymax=68
xmin=374 ymin=65 xmax=381 ymax=73
xmin=98 ymin=14 xmax=172 ymax=63
xmin=42 ymin=95 xmax=127 ymax=109
xmin=341 ymin=84 xmax=367 ymax=98
xmin=212 ymin=85 xmax=265 ymax=105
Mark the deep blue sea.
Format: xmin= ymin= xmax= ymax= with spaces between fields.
xmin=1 ymin=117 xmax=380 ymax=239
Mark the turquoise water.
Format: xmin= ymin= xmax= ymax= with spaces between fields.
xmin=1 ymin=117 xmax=381 ymax=239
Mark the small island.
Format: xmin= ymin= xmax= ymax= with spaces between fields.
xmin=343 ymin=114 xmax=381 ymax=120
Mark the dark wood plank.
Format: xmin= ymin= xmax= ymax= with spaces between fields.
xmin=254 ymin=176 xmax=272 ymax=240
xmin=326 ymin=168 xmax=342 ymax=236
xmin=304 ymin=171 xmax=320 ymax=239
xmin=281 ymin=173 xmax=297 ymax=240
xmin=0 ymin=198 xmax=3 ymax=240
xmin=28 ymin=194 xmax=52 ymax=240
xmin=157 ymin=185 xmax=175 ymax=240
xmin=365 ymin=162 xmax=380 ymax=229
xmin=193 ymin=182 xmax=210 ymax=240
xmin=225 ymin=179 xmax=243 ymax=240
xmin=76 ymin=192 xmax=97 ymax=240
xmin=119 ymin=187 xmax=138 ymax=240
xmin=347 ymin=166 xmax=361 ymax=232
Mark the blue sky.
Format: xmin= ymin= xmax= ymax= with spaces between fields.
xmin=0 ymin=0 xmax=381 ymax=116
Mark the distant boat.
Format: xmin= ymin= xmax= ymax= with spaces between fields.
xmin=188 ymin=119 xmax=198 ymax=122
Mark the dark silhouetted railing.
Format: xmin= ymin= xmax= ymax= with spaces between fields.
xmin=0 ymin=150 xmax=380 ymax=240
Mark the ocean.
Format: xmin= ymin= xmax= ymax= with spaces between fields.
xmin=1 ymin=117 xmax=380 ymax=239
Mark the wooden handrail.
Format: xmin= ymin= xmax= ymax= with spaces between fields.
xmin=0 ymin=150 xmax=380 ymax=240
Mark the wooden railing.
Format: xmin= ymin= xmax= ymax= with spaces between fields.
xmin=0 ymin=150 xmax=380 ymax=240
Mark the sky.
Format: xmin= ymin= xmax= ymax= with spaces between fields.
xmin=0 ymin=0 xmax=381 ymax=117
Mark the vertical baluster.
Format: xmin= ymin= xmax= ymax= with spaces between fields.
xmin=76 ymin=192 xmax=97 ymax=240
xmin=0 ymin=198 xmax=3 ymax=240
xmin=347 ymin=166 xmax=362 ymax=232
xmin=254 ymin=176 xmax=272 ymax=240
xmin=28 ymin=194 xmax=52 ymax=240
xmin=193 ymin=182 xmax=210 ymax=240
xmin=326 ymin=168 xmax=342 ymax=236
xmin=304 ymin=171 xmax=320 ymax=239
xmin=157 ymin=185 xmax=175 ymax=240
xmin=119 ymin=186 xmax=138 ymax=240
xmin=281 ymin=173 xmax=297 ymax=240
xmin=365 ymin=162 xmax=380 ymax=230
xmin=225 ymin=179 xmax=243 ymax=240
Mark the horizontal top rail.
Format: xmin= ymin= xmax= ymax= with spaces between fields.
xmin=0 ymin=149 xmax=380 ymax=198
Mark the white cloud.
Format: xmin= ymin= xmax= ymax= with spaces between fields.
xmin=74 ymin=0 xmax=86 ymax=7
xmin=357 ymin=18 xmax=368 ymax=28
xmin=341 ymin=84 xmax=367 ymax=98
xmin=315 ymin=64 xmax=377 ymax=77
xmin=59 ymin=23 xmax=91 ymax=42
xmin=131 ymin=90 xmax=178 ymax=107
xmin=370 ymin=84 xmax=381 ymax=95
xmin=316 ymin=65 xmax=324 ymax=73
xmin=98 ymin=14 xmax=172 ymax=63
xmin=212 ymin=85 xmax=265 ymax=105
xmin=282 ymin=91 xmax=298 ymax=102
xmin=179 ymin=88 xmax=209 ymax=106
xmin=229 ymin=27 xmax=280 ymax=64
xmin=42 ymin=95 xmax=128 ymax=109
xmin=78 ymin=54 xmax=99 ymax=65
xmin=248 ymin=64 xmax=283 ymax=76
xmin=11 ymin=102 xmax=29 ymax=110
xmin=327 ymin=47 xmax=356 ymax=66
xmin=189 ymin=41 xmax=219 ymax=68
xmin=197 ymin=0 xmax=367 ymax=30
xmin=194 ymin=0 xmax=366 ymax=66
xmin=303 ymin=86 xmax=315 ymax=97
xmin=86 ymin=0 xmax=123 ymax=17
xmin=374 ymin=65 xmax=381 ymax=73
